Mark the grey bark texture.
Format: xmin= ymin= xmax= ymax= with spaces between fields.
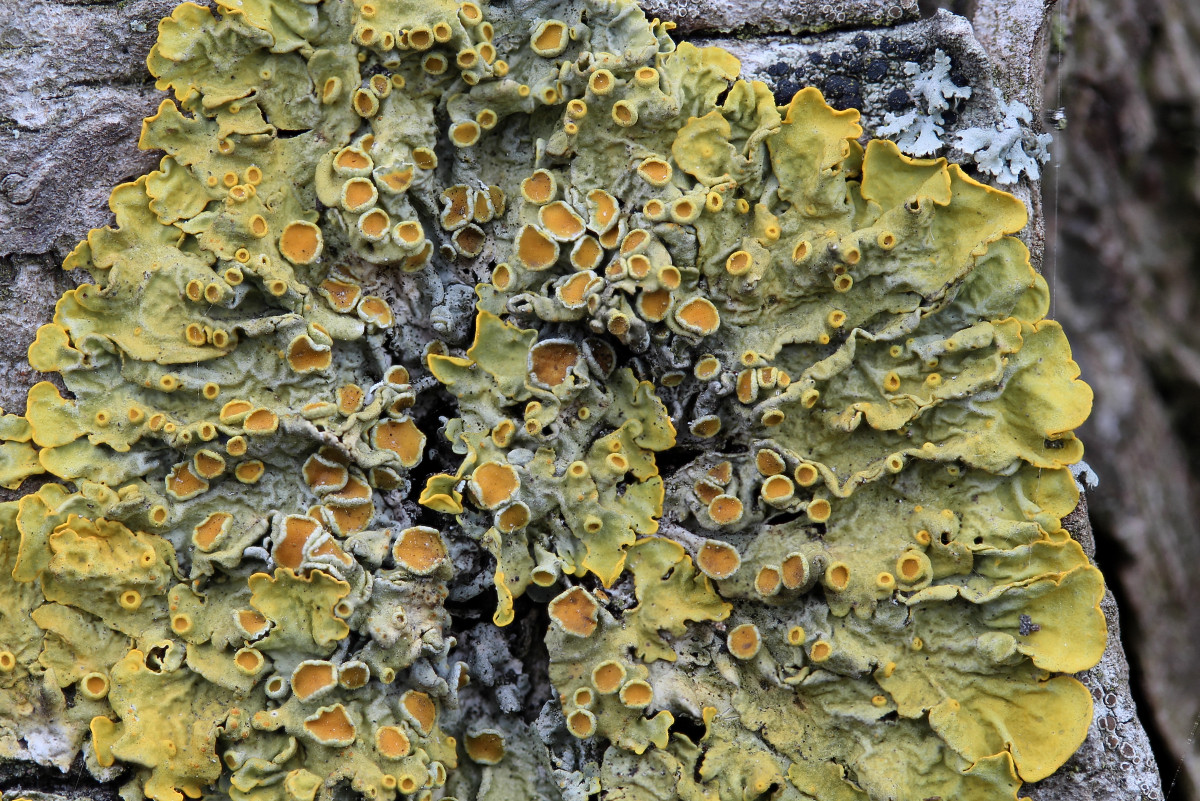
xmin=0 ymin=0 xmax=1169 ymax=799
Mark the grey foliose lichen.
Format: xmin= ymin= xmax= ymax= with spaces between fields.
xmin=877 ymin=48 xmax=1052 ymax=183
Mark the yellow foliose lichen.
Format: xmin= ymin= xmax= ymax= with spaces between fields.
xmin=0 ymin=0 xmax=1101 ymax=799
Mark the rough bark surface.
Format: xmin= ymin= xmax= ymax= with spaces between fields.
xmin=0 ymin=0 xmax=1166 ymax=799
xmin=637 ymin=0 xmax=919 ymax=35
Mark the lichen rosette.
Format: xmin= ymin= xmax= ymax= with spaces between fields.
xmin=0 ymin=1 xmax=1100 ymax=800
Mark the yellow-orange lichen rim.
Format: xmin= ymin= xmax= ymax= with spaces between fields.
xmin=521 ymin=169 xmax=556 ymax=204
xmin=619 ymin=679 xmax=653 ymax=708
xmin=235 ymin=461 xmax=265 ymax=484
xmin=825 ymin=561 xmax=851 ymax=592
xmin=193 ymin=449 xmax=225 ymax=479
xmin=781 ymin=552 xmax=809 ymax=590
xmin=285 ymin=330 xmax=333 ymax=376
xmin=755 ymin=565 xmax=782 ymax=596
xmin=540 ymin=201 xmax=586 ymax=241
xmin=353 ymin=88 xmax=380 ymax=115
xmin=392 ymin=526 xmax=448 ymax=574
xmin=727 ymin=623 xmax=762 ymax=659
xmin=401 ymin=690 xmax=437 ymax=734
xmin=726 ymin=250 xmax=753 ymax=276
xmin=304 ymin=704 xmax=356 ymax=746
xmin=80 ymin=672 xmax=110 ymax=700
xmin=692 ymin=355 xmax=719 ymax=381
xmin=755 ymin=448 xmax=785 ymax=475
xmin=548 ymin=586 xmax=600 ymax=637
xmin=117 ymin=590 xmax=142 ymax=611
xmin=707 ymin=494 xmax=743 ymax=526
xmin=464 ymin=730 xmax=506 ymax=765
xmin=567 ymin=236 xmax=601 ymax=271
xmin=895 ymin=551 xmax=931 ymax=585
xmin=637 ymin=157 xmax=673 ymax=187
xmin=690 ymin=414 xmax=722 ymax=438
xmin=303 ymin=453 xmax=349 ymax=491
xmin=359 ymin=208 xmax=391 ymax=240
xmin=587 ymin=189 xmax=618 ymax=232
xmin=192 ymin=511 xmax=230 ymax=551
xmin=471 ymin=461 xmax=519 ymax=509
xmin=761 ymin=474 xmax=795 ymax=504
xmin=792 ymin=239 xmax=811 ymax=263
xmin=451 ymin=121 xmax=481 ymax=147
xmin=694 ymin=479 xmax=721 ymax=507
xmin=530 ymin=555 xmax=559 ymax=588
xmin=591 ymin=660 xmax=626 ymax=694
xmin=516 ymin=224 xmax=560 ymax=270
xmin=234 ymin=647 xmax=265 ymax=675
xmin=531 ymin=19 xmax=568 ymax=57
xmin=292 ymin=660 xmax=337 ymax=700
xmin=379 ymin=167 xmax=414 ymax=194
xmin=166 ymin=463 xmax=208 ymax=500
xmin=635 ymin=287 xmax=672 ymax=321
xmin=557 ymin=272 xmax=599 ymax=308
xmin=183 ymin=323 xmax=204 ymax=346
xmin=244 ymin=408 xmax=279 ymax=435
xmin=372 ymin=418 xmax=425 ymax=466
xmin=621 ymin=228 xmax=649 ymax=256
xmin=573 ymin=686 xmax=595 ymax=708
xmin=274 ymin=515 xmax=318 ymax=571
xmin=334 ymin=145 xmax=371 ymax=173
xmin=675 ymin=297 xmax=721 ymax=336
xmin=588 ymin=69 xmax=614 ymax=96
xmin=810 ymin=640 xmax=834 ymax=662
xmin=696 ymin=540 xmax=741 ymax=579
xmin=669 ymin=196 xmax=700 ymax=223
xmin=337 ymin=383 xmax=365 ymax=414
xmin=567 ymin=709 xmax=597 ymax=738
xmin=452 ymin=225 xmax=486 ymax=257
xmin=413 ymin=147 xmax=437 ymax=170
xmin=279 ymin=221 xmax=322 ymax=265
xmin=375 ymin=725 xmax=412 ymax=759
xmin=238 ymin=609 xmax=269 ymax=639
xmin=342 ymin=177 xmax=377 ymax=212
xmin=340 ymin=665 xmax=370 ymax=697
xmin=491 ymin=262 xmax=514 ymax=290
xmin=170 ymin=613 xmax=193 ymax=635
xmin=528 ymin=340 xmax=580 ymax=387
xmin=807 ymin=497 xmax=832 ymax=522
xmin=793 ymin=463 xmax=819 ymax=488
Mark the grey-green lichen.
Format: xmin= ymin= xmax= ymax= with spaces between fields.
xmin=0 ymin=1 xmax=1101 ymax=800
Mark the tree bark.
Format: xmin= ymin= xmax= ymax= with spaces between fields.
xmin=1046 ymin=0 xmax=1200 ymax=798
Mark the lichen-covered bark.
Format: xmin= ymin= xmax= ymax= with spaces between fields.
xmin=0 ymin=0 xmax=181 ymax=260
xmin=0 ymin=0 xmax=1164 ymax=799
xmin=0 ymin=0 xmax=182 ymax=418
